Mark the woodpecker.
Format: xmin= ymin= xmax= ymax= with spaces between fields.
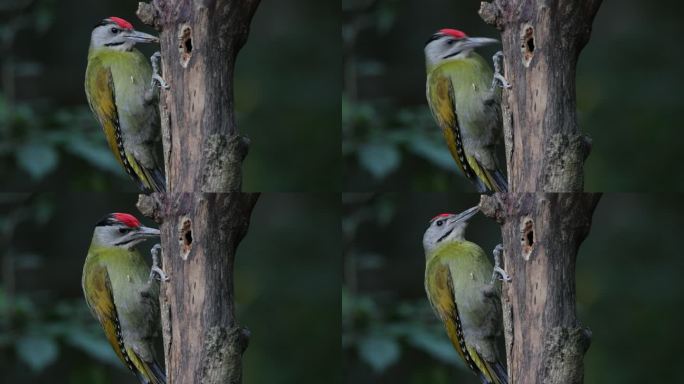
xmin=423 ymin=206 xmax=509 ymax=384
xmin=82 ymin=213 xmax=167 ymax=384
xmin=425 ymin=28 xmax=509 ymax=194
xmin=85 ymin=17 xmax=166 ymax=193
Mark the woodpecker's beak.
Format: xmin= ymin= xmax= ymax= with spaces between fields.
xmin=134 ymin=225 xmax=161 ymax=239
xmin=114 ymin=225 xmax=160 ymax=247
xmin=449 ymin=206 xmax=480 ymax=224
xmin=122 ymin=30 xmax=159 ymax=44
xmin=460 ymin=37 xmax=499 ymax=50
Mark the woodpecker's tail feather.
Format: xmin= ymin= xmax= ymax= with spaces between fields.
xmin=467 ymin=156 xmax=508 ymax=194
xmin=490 ymin=169 xmax=508 ymax=193
xmin=467 ymin=346 xmax=508 ymax=384
xmin=129 ymin=349 xmax=166 ymax=384
xmin=124 ymin=153 xmax=166 ymax=193
xmin=148 ymin=166 xmax=166 ymax=193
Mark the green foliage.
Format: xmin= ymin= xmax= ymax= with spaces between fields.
xmin=342 ymin=194 xmax=469 ymax=382
xmin=0 ymin=0 xmax=127 ymax=191
xmin=0 ymin=195 xmax=121 ymax=380
xmin=342 ymin=0 xmax=472 ymax=191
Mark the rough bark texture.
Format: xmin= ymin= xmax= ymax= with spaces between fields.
xmin=476 ymin=1 xmax=604 ymax=383
xmin=135 ymin=1 xmax=261 ymax=383
xmin=138 ymin=0 xmax=259 ymax=192
xmin=479 ymin=0 xmax=602 ymax=192
xmin=481 ymin=193 xmax=600 ymax=384
xmin=138 ymin=193 xmax=259 ymax=384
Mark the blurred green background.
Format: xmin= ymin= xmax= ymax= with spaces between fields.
xmin=342 ymin=0 xmax=684 ymax=191
xmin=0 ymin=193 xmax=341 ymax=384
xmin=343 ymin=193 xmax=684 ymax=383
xmin=0 ymin=0 xmax=340 ymax=192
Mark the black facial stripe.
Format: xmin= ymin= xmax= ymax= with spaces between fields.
xmin=104 ymin=41 xmax=125 ymax=47
xmin=442 ymin=50 xmax=463 ymax=59
xmin=436 ymin=227 xmax=454 ymax=243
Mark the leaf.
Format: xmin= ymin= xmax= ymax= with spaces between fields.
xmin=15 ymin=143 xmax=58 ymax=180
xmin=15 ymin=335 xmax=59 ymax=372
xmin=407 ymin=136 xmax=455 ymax=171
xmin=64 ymin=136 xmax=125 ymax=176
xmin=405 ymin=327 xmax=462 ymax=366
xmin=65 ymin=326 xmax=122 ymax=367
xmin=357 ymin=334 xmax=401 ymax=373
xmin=358 ymin=142 xmax=400 ymax=179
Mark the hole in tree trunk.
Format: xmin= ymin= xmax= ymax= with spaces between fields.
xmin=179 ymin=217 xmax=192 ymax=259
xmin=178 ymin=25 xmax=193 ymax=68
xmin=520 ymin=217 xmax=534 ymax=259
xmin=521 ymin=25 xmax=535 ymax=67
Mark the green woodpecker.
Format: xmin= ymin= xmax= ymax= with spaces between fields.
xmin=423 ymin=206 xmax=509 ymax=384
xmin=82 ymin=212 xmax=167 ymax=384
xmin=85 ymin=17 xmax=166 ymax=193
xmin=425 ymin=28 xmax=509 ymax=194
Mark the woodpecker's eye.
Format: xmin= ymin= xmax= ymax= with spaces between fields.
xmin=118 ymin=228 xmax=130 ymax=234
xmin=436 ymin=220 xmax=444 ymax=227
xmin=111 ymin=28 xmax=119 ymax=34
xmin=446 ymin=39 xmax=455 ymax=45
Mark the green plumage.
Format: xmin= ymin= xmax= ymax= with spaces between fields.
xmin=426 ymin=52 xmax=507 ymax=193
xmin=425 ymin=241 xmax=506 ymax=384
xmin=85 ymin=47 xmax=165 ymax=193
xmin=82 ymin=241 xmax=164 ymax=384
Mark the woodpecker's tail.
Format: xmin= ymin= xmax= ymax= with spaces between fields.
xmin=467 ymin=156 xmax=508 ymax=194
xmin=130 ymin=349 xmax=166 ymax=384
xmin=125 ymin=152 xmax=166 ymax=193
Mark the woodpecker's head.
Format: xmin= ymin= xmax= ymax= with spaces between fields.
xmin=91 ymin=213 xmax=160 ymax=249
xmin=424 ymin=29 xmax=498 ymax=67
xmin=90 ymin=17 xmax=158 ymax=51
xmin=423 ymin=206 xmax=479 ymax=254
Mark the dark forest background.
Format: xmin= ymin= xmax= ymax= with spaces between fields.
xmin=0 ymin=0 xmax=340 ymax=192
xmin=0 ymin=193 xmax=341 ymax=384
xmin=343 ymin=0 xmax=684 ymax=192
xmin=343 ymin=193 xmax=684 ymax=384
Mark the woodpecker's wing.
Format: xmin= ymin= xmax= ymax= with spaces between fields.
xmin=85 ymin=63 xmax=127 ymax=169
xmin=425 ymin=260 xmax=506 ymax=384
xmin=85 ymin=60 xmax=164 ymax=193
xmin=82 ymin=262 xmax=132 ymax=368
xmin=426 ymin=73 xmax=476 ymax=182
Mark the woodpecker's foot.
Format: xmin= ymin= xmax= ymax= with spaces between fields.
xmin=491 ymin=51 xmax=512 ymax=90
xmin=491 ymin=244 xmax=511 ymax=283
xmin=150 ymin=52 xmax=170 ymax=90
xmin=149 ymin=244 xmax=169 ymax=282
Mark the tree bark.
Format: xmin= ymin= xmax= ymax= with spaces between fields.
xmin=477 ymin=1 xmax=604 ymax=383
xmin=138 ymin=0 xmax=260 ymax=193
xmin=151 ymin=193 xmax=259 ymax=384
xmin=481 ymin=193 xmax=600 ymax=384
xmin=135 ymin=1 xmax=261 ymax=383
xmin=479 ymin=0 xmax=602 ymax=192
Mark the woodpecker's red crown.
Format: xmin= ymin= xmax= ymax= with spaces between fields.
xmin=112 ymin=213 xmax=141 ymax=228
xmin=108 ymin=16 xmax=133 ymax=30
xmin=430 ymin=213 xmax=453 ymax=222
xmin=439 ymin=28 xmax=467 ymax=39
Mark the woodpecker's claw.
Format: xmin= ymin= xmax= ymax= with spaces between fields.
xmin=149 ymin=244 xmax=169 ymax=282
xmin=491 ymin=51 xmax=512 ymax=90
xmin=150 ymin=52 xmax=170 ymax=90
xmin=491 ymin=244 xmax=511 ymax=283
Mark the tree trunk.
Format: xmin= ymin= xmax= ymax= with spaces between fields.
xmin=138 ymin=0 xmax=260 ymax=193
xmin=481 ymin=193 xmax=600 ymax=384
xmin=478 ymin=1 xmax=603 ymax=383
xmin=135 ymin=1 xmax=261 ymax=383
xmin=479 ymin=0 xmax=602 ymax=192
